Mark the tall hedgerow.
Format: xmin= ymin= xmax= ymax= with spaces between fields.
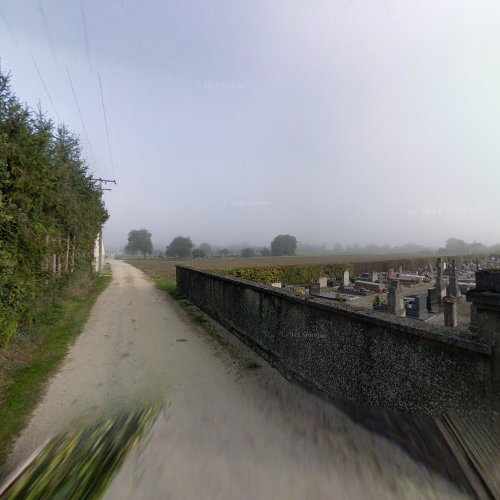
xmin=0 ymin=71 xmax=108 ymax=345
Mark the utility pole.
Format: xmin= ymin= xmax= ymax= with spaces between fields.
xmin=91 ymin=178 xmax=116 ymax=273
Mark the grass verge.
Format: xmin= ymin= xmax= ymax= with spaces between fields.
xmin=153 ymin=276 xmax=182 ymax=300
xmin=0 ymin=273 xmax=112 ymax=470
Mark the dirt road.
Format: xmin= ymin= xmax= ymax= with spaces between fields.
xmin=5 ymin=260 xmax=467 ymax=499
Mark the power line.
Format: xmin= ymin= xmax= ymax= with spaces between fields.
xmin=31 ymin=53 xmax=61 ymax=122
xmin=66 ymin=67 xmax=99 ymax=175
xmin=98 ymin=73 xmax=116 ymax=180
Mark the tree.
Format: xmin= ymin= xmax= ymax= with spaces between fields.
xmin=125 ymin=229 xmax=153 ymax=257
xmin=271 ymin=235 xmax=297 ymax=256
xmin=192 ymin=248 xmax=206 ymax=258
xmin=166 ymin=236 xmax=193 ymax=258
xmin=220 ymin=248 xmax=230 ymax=257
xmin=199 ymin=243 xmax=213 ymax=256
xmin=241 ymin=247 xmax=255 ymax=258
xmin=261 ymin=247 xmax=271 ymax=256
xmin=445 ymin=238 xmax=469 ymax=254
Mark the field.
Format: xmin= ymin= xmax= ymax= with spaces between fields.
xmin=125 ymin=254 xmax=437 ymax=283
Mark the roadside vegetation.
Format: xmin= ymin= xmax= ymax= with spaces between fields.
xmin=0 ymin=70 xmax=108 ymax=346
xmin=0 ymin=272 xmax=112 ymax=469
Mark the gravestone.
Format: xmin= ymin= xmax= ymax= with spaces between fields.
xmin=319 ymin=276 xmax=328 ymax=288
xmin=309 ymin=282 xmax=320 ymax=296
xmin=443 ymin=296 xmax=458 ymax=327
xmin=427 ymin=287 xmax=440 ymax=313
xmin=359 ymin=271 xmax=378 ymax=282
xmin=387 ymin=280 xmax=405 ymax=317
xmin=342 ymin=270 xmax=350 ymax=288
xmin=405 ymin=293 xmax=429 ymax=319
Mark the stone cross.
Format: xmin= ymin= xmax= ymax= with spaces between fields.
xmin=435 ymin=258 xmax=445 ymax=305
xmin=387 ymin=280 xmax=405 ymax=317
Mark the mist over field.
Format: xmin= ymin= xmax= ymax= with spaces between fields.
xmin=2 ymin=1 xmax=500 ymax=251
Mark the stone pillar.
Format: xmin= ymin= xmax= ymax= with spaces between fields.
xmin=467 ymin=270 xmax=500 ymax=340
xmin=387 ymin=280 xmax=406 ymax=317
xmin=435 ymin=258 xmax=445 ymax=306
xmin=466 ymin=270 xmax=500 ymax=385
xmin=443 ymin=296 xmax=458 ymax=328
xmin=448 ymin=259 xmax=461 ymax=298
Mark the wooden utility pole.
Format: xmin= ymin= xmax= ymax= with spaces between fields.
xmin=91 ymin=178 xmax=116 ymax=273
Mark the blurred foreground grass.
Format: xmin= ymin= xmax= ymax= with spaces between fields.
xmin=0 ymin=405 xmax=161 ymax=499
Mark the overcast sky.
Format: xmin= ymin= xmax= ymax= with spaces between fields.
xmin=1 ymin=0 xmax=500 ymax=250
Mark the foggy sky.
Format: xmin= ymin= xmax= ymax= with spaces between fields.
xmin=1 ymin=0 xmax=500 ymax=251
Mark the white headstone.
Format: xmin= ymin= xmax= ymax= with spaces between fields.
xmin=342 ymin=270 xmax=350 ymax=288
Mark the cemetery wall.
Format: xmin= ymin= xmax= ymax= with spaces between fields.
xmin=176 ymin=265 xmax=498 ymax=414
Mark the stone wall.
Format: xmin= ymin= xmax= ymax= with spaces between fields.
xmin=176 ymin=265 xmax=498 ymax=414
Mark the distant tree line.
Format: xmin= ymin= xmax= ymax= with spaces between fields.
xmin=124 ymin=233 xmax=299 ymax=259
xmin=438 ymin=237 xmax=493 ymax=255
xmin=163 ymin=234 xmax=297 ymax=258
xmin=0 ymin=71 xmax=108 ymax=345
xmin=124 ymin=232 xmax=500 ymax=261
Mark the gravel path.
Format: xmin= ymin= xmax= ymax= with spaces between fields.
xmin=5 ymin=260 xmax=468 ymax=499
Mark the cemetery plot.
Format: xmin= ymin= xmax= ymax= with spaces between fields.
xmin=127 ymin=255 xmax=500 ymax=328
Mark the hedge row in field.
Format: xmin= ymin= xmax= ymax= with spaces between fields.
xmin=218 ymin=257 xmax=451 ymax=286
xmin=219 ymin=263 xmax=353 ymax=286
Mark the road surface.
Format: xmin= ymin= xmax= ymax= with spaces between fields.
xmin=5 ymin=260 xmax=468 ymax=499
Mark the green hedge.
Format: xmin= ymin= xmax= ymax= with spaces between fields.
xmin=0 ymin=70 xmax=108 ymax=345
xmin=220 ymin=263 xmax=351 ymax=286
xmin=219 ymin=256 xmax=473 ymax=287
